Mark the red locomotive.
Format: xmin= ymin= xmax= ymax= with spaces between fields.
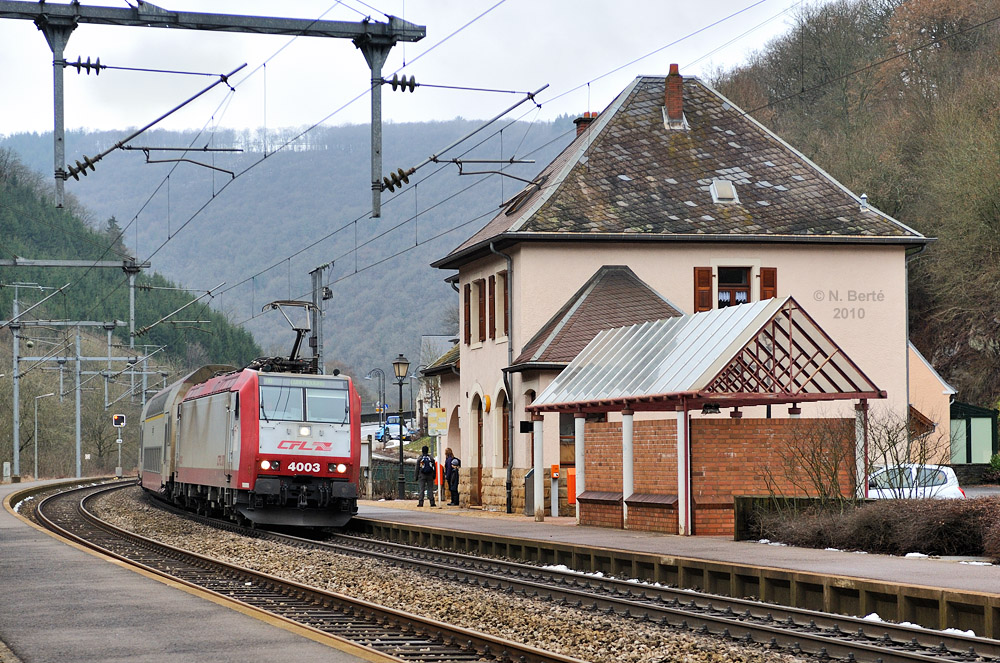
xmin=139 ymin=302 xmax=361 ymax=527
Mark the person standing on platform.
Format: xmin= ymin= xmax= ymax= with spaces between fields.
xmin=416 ymin=446 xmax=437 ymax=507
xmin=444 ymin=447 xmax=461 ymax=506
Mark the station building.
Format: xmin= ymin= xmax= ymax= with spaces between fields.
xmin=428 ymin=66 xmax=944 ymax=535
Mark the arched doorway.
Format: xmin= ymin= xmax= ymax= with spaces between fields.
xmin=445 ymin=407 xmax=461 ymax=505
xmin=471 ymin=394 xmax=484 ymax=506
xmin=498 ymin=391 xmax=510 ymax=468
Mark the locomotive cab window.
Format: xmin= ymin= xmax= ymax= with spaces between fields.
xmin=306 ymin=388 xmax=348 ymax=424
xmin=260 ymin=385 xmax=304 ymax=421
xmin=259 ymin=375 xmax=349 ymax=423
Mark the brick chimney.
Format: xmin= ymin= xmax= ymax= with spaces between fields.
xmin=664 ymin=63 xmax=685 ymax=129
xmin=573 ymin=111 xmax=598 ymax=137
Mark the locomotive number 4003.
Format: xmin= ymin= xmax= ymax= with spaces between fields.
xmin=287 ymin=462 xmax=321 ymax=473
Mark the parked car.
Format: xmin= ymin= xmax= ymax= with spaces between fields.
xmin=867 ymin=464 xmax=966 ymax=499
xmin=374 ymin=422 xmax=411 ymax=443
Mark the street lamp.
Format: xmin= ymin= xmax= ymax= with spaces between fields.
xmin=364 ymin=368 xmax=386 ymax=431
xmin=392 ymin=353 xmax=409 ymax=500
xmin=34 ymin=392 xmax=54 ymax=480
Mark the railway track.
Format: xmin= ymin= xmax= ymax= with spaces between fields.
xmin=28 ymin=481 xmax=586 ymax=663
xmin=137 ymin=489 xmax=1000 ymax=663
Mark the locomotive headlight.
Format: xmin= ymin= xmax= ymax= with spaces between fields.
xmin=298 ymin=425 xmax=311 ymax=436
xmin=260 ymin=460 xmax=279 ymax=470
xmin=329 ymin=463 xmax=348 ymax=474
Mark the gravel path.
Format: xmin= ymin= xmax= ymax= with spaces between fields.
xmin=92 ymin=487 xmax=805 ymax=663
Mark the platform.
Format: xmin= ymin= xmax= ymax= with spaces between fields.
xmin=357 ymin=498 xmax=1000 ymax=597
xmin=0 ymin=480 xmax=372 ymax=663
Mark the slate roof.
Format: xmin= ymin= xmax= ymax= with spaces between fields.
xmin=422 ymin=343 xmax=459 ymax=376
xmin=512 ymin=265 xmax=682 ymax=370
xmin=433 ymin=74 xmax=927 ymax=270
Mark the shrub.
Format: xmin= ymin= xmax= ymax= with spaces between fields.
xmin=982 ymin=454 xmax=1000 ymax=484
xmin=761 ymin=497 xmax=1000 ymax=559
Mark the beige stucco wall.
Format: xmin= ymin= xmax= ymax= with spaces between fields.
xmin=448 ymin=240 xmax=911 ymax=510
xmin=907 ymin=343 xmax=955 ymax=463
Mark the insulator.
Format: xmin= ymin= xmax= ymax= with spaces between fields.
xmin=389 ymin=73 xmax=416 ymax=92
xmin=70 ymin=56 xmax=102 ymax=75
xmin=390 ymin=168 xmax=409 ymax=188
xmin=68 ymin=154 xmax=97 ymax=181
xmin=382 ymin=167 xmax=413 ymax=192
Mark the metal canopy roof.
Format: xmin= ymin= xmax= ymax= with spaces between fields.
xmin=528 ymin=297 xmax=884 ymax=413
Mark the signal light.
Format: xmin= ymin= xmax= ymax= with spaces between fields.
xmin=382 ymin=167 xmax=414 ymax=192
xmin=388 ymin=73 xmax=416 ymax=92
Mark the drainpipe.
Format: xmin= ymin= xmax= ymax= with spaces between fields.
xmin=489 ymin=242 xmax=515 ymax=514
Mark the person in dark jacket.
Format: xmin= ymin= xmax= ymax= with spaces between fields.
xmin=444 ymin=447 xmax=461 ymax=506
xmin=415 ymin=445 xmax=436 ymax=507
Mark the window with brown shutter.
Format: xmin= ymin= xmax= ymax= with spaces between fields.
xmin=488 ymin=275 xmax=496 ymax=340
xmin=693 ymin=267 xmax=713 ymax=312
xmin=476 ymin=279 xmax=486 ymax=342
xmin=760 ymin=267 xmax=777 ymax=300
xmin=718 ymin=267 xmax=751 ymax=307
xmin=464 ymin=283 xmax=471 ymax=344
xmin=499 ymin=271 xmax=509 ymax=336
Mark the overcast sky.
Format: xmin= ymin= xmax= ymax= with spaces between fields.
xmin=0 ymin=0 xmax=812 ymax=136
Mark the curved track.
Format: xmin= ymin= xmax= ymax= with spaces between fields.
xmin=144 ymin=490 xmax=1000 ymax=663
xmin=28 ymin=482 xmax=586 ymax=663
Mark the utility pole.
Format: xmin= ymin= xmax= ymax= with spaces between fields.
xmin=309 ymin=262 xmax=332 ymax=374
xmin=0 ymin=2 xmax=425 ymax=213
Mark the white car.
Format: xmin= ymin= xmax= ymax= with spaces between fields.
xmin=867 ymin=464 xmax=966 ymax=499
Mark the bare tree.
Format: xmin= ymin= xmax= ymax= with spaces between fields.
xmin=757 ymin=416 xmax=856 ymax=507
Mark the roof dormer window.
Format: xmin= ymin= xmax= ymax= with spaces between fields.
xmin=710 ymin=179 xmax=738 ymax=204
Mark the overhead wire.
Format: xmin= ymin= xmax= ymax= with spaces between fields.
xmin=221 ymin=0 xmax=999 ymax=328
xmin=49 ymin=0 xmax=972 ymax=349
xmin=75 ymin=0 xmax=803 ymax=324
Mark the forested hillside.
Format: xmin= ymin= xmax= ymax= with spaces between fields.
xmin=2 ymin=117 xmax=575 ymax=388
xmin=12 ymin=0 xmax=996 ymax=408
xmin=0 ymin=149 xmax=260 ymax=368
xmin=713 ymin=0 xmax=1000 ymax=407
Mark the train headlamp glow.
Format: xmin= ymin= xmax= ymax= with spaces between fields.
xmin=329 ymin=463 xmax=347 ymax=474
xmin=298 ymin=425 xmax=311 ymax=436
xmin=260 ymin=460 xmax=278 ymax=470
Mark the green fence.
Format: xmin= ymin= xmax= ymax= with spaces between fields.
xmin=368 ymin=458 xmax=440 ymax=499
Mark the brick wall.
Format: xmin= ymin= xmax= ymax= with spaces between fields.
xmin=580 ymin=500 xmax=623 ymax=528
xmin=580 ymin=416 xmax=854 ymax=536
xmin=583 ymin=421 xmax=623 ymax=491
xmin=625 ymin=504 xmax=678 ymax=533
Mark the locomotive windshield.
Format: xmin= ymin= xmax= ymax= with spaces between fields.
xmin=259 ymin=375 xmax=349 ymax=424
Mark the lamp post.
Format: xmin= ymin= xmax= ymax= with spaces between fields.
xmin=392 ymin=353 xmax=409 ymax=500
xmin=364 ymin=368 xmax=386 ymax=431
xmin=34 ymin=392 xmax=54 ymax=480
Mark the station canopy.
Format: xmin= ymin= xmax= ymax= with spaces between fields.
xmin=528 ymin=297 xmax=884 ymax=413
